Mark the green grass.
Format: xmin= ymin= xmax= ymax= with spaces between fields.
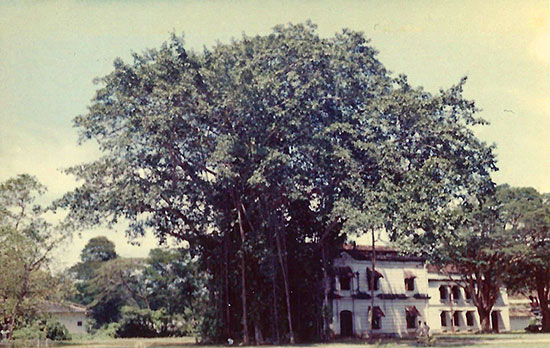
xmin=15 ymin=333 xmax=550 ymax=348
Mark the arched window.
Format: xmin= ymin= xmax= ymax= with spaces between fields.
xmin=440 ymin=311 xmax=447 ymax=327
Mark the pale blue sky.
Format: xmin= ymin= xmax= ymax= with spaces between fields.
xmin=1 ymin=0 xmax=549 ymax=268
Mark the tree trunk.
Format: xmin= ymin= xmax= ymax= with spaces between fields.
xmin=536 ymin=270 xmax=550 ymax=332
xmin=236 ymin=204 xmax=250 ymax=345
xmin=271 ymin=281 xmax=281 ymax=344
xmin=478 ymin=307 xmax=492 ymax=333
xmin=369 ymin=228 xmax=376 ymax=338
xmin=254 ymin=321 xmax=264 ymax=345
xmin=224 ymin=231 xmax=232 ymax=339
xmin=541 ymin=306 xmax=550 ymax=333
xmin=275 ymin=228 xmax=295 ymax=344
xmin=321 ymin=246 xmax=330 ymax=341
xmin=270 ymin=235 xmax=281 ymax=344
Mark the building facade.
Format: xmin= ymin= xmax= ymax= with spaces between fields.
xmin=41 ymin=302 xmax=89 ymax=334
xmin=427 ymin=266 xmax=510 ymax=333
xmin=329 ymin=245 xmax=510 ymax=337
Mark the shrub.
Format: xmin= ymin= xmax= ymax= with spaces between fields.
xmin=44 ymin=321 xmax=71 ymax=341
xmin=115 ymin=306 xmax=157 ymax=338
xmin=13 ymin=319 xmax=71 ymax=341
xmin=94 ymin=322 xmax=121 ymax=338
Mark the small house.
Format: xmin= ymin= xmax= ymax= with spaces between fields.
xmin=41 ymin=302 xmax=89 ymax=334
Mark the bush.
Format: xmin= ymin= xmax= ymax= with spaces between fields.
xmin=13 ymin=319 xmax=71 ymax=341
xmin=44 ymin=320 xmax=71 ymax=341
xmin=93 ymin=322 xmax=120 ymax=338
xmin=12 ymin=326 xmax=45 ymax=340
xmin=115 ymin=306 xmax=157 ymax=338
xmin=114 ymin=306 xmax=186 ymax=338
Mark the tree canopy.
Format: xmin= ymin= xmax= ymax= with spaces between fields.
xmin=501 ymin=186 xmax=550 ymax=332
xmin=57 ymin=23 xmax=496 ymax=343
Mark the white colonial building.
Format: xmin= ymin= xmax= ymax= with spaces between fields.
xmin=426 ymin=265 xmax=510 ymax=333
xmin=329 ymin=245 xmax=510 ymax=338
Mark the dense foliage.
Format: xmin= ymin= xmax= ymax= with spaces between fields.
xmin=69 ymin=238 xmax=206 ymax=335
xmin=69 ymin=237 xmax=124 ymax=327
xmin=403 ymin=185 xmax=517 ymax=332
xmin=113 ymin=306 xmax=187 ymax=338
xmin=501 ymin=187 xmax=550 ymax=332
xmin=57 ymin=23 xmax=496 ymax=343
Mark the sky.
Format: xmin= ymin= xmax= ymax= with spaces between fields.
xmin=1 ymin=0 xmax=549 ymax=270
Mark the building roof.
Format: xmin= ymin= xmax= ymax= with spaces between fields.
xmin=341 ymin=244 xmax=424 ymax=262
xmin=426 ymin=264 xmax=460 ymax=275
xmin=40 ymin=301 xmax=88 ymax=314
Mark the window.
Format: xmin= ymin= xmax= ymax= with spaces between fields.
xmin=452 ymin=286 xmax=461 ymax=300
xmin=370 ymin=306 xmax=384 ymax=330
xmin=440 ymin=312 xmax=447 ymax=327
xmin=372 ymin=314 xmax=381 ymax=329
xmin=404 ymin=270 xmax=416 ymax=291
xmin=366 ymin=267 xmax=382 ymax=291
xmin=405 ymin=278 xmax=415 ymax=291
xmin=406 ymin=311 xmax=417 ymax=329
xmin=453 ymin=311 xmax=461 ymax=327
xmin=439 ymin=286 xmax=448 ymax=300
xmin=77 ymin=321 xmax=83 ymax=327
xmin=406 ymin=306 xmax=421 ymax=329
xmin=367 ymin=277 xmax=379 ymax=291
xmin=466 ymin=311 xmax=475 ymax=326
xmin=340 ymin=274 xmax=351 ymax=290
xmin=338 ymin=267 xmax=353 ymax=291
xmin=465 ymin=288 xmax=472 ymax=300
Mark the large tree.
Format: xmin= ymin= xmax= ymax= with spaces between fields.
xmin=403 ymin=185 xmax=524 ymax=332
xmin=501 ymin=186 xmax=550 ymax=332
xmin=56 ymin=23 xmax=496 ymax=343
xmin=0 ymin=175 xmax=65 ymax=339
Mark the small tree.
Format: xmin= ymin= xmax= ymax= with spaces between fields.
xmin=0 ymin=175 xmax=65 ymax=339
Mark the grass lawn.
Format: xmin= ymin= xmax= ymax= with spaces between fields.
xmin=23 ymin=333 xmax=550 ymax=348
